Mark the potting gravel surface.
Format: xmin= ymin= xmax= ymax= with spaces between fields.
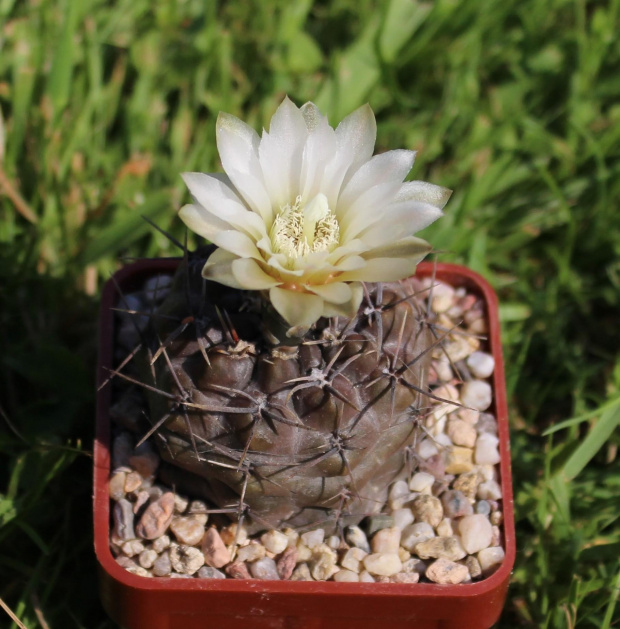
xmin=108 ymin=274 xmax=505 ymax=584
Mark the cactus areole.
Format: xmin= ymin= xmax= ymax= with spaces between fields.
xmin=139 ymin=98 xmax=452 ymax=533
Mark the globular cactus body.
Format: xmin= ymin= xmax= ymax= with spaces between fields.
xmin=140 ymin=252 xmax=433 ymax=533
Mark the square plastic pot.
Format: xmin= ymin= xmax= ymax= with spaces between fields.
xmin=95 ymin=259 xmax=515 ymax=629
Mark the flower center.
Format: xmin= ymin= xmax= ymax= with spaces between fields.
xmin=270 ymin=193 xmax=340 ymax=262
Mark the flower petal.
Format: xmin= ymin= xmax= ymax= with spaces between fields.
xmin=335 ymin=103 xmax=377 ymax=182
xmin=299 ymin=105 xmax=337 ymax=202
xmin=216 ymin=112 xmax=273 ymax=223
xmin=337 ymin=258 xmax=421 ymax=282
xmin=362 ymin=236 xmax=432 ymax=261
xmin=232 ymin=258 xmax=281 ymax=289
xmin=258 ymin=97 xmax=307 ymax=210
xmin=269 ymin=287 xmax=324 ymax=328
xmin=181 ymin=172 xmax=267 ymax=240
xmin=321 ymin=282 xmax=364 ymax=318
xmin=307 ymin=282 xmax=352 ymax=304
xmin=337 ymin=149 xmax=416 ymax=222
xmin=210 ymin=230 xmax=262 ymax=260
xmin=395 ymin=181 xmax=452 ymax=209
xmin=178 ymin=203 xmax=230 ymax=241
xmin=201 ymin=248 xmax=244 ymax=289
xmin=356 ymin=201 xmax=444 ymax=247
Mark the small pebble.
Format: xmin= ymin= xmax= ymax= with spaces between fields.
xmin=113 ymin=499 xmax=135 ymax=542
xmin=477 ymin=413 xmax=498 ymax=436
xmin=277 ymin=546 xmax=298 ymax=579
xmin=475 ymin=434 xmax=501 ymax=465
xmin=197 ymin=566 xmax=226 ymax=579
xmin=283 ymin=528 xmax=299 ymax=548
xmin=401 ymin=557 xmax=427 ymax=575
xmin=475 ymin=500 xmax=491 ymax=516
xmin=295 ymin=542 xmax=312 ymax=562
xmin=236 ymin=542 xmax=266 ymax=563
xmin=398 ymin=547 xmax=411 ymax=562
xmin=415 ymin=536 xmax=466 ymax=562
xmin=136 ymin=492 xmax=175 ymax=540
xmin=225 ymin=561 xmax=252 ymax=579
xmin=261 ymin=530 xmax=289 ymax=555
xmin=443 ymin=335 xmax=478 ymax=363
xmin=490 ymin=511 xmax=503 ymax=527
xmin=115 ymin=556 xmax=151 ymax=578
xmin=409 ymin=472 xmax=435 ymax=493
xmin=290 ymin=563 xmax=312 ymax=581
xmin=434 ymin=357 xmax=453 ymax=382
xmin=121 ymin=540 xmax=145 ymax=557
xmin=371 ymin=527 xmax=401 ymax=554
xmin=327 ymin=535 xmax=341 ymax=550
xmin=391 ymin=572 xmax=420 ymax=584
xmin=333 ymin=569 xmax=359 ymax=582
xmin=461 ymin=380 xmax=492 ymax=411
xmin=392 ymin=508 xmax=414 ymax=530
xmin=466 ymin=555 xmax=482 ymax=578
xmin=170 ymin=545 xmax=204 ymax=575
xmin=109 ymin=471 xmax=127 ymax=501
xmin=411 ymin=495 xmax=443 ymax=528
xmin=447 ymin=419 xmax=477 ymax=448
xmin=430 ymin=282 xmax=455 ymax=313
xmin=341 ymin=547 xmax=368 ymax=573
xmin=458 ymin=408 xmax=480 ymax=425
xmin=445 ymin=447 xmax=474 ymax=474
xmin=359 ymin=571 xmax=375 ymax=583
xmin=466 ymin=352 xmax=495 ymax=379
xmin=417 ymin=439 xmax=439 ymax=460
xmin=388 ymin=480 xmax=410 ymax=503
xmin=152 ymin=551 xmax=171 ymax=577
xmin=418 ymin=453 xmax=446 ymax=478
xmin=491 ymin=525 xmax=502 ymax=546
xmin=436 ymin=518 xmax=454 ymax=537
xmin=170 ymin=516 xmax=206 ymax=546
xmin=452 ymin=471 xmax=482 ymax=502
xmin=478 ymin=479 xmax=502 ymax=501
xmin=426 ymin=558 xmax=469 ymax=584
xmin=124 ymin=471 xmax=143 ymax=493
xmin=173 ymin=494 xmax=189 ymax=514
xmin=187 ymin=499 xmax=209 ymax=515
xmin=345 ymin=526 xmax=370 ymax=553
xmin=310 ymin=546 xmax=339 ymax=581
xmin=249 ymin=557 xmax=280 ymax=580
xmin=401 ymin=522 xmax=435 ymax=552
xmin=219 ymin=523 xmax=247 ymax=546
xmin=301 ymin=529 xmax=325 ymax=549
xmin=138 ymin=549 xmax=158 ymax=569
xmin=441 ymin=490 xmax=474 ymax=518
xmin=151 ymin=535 xmax=170 ymax=554
xmin=132 ymin=490 xmax=150 ymax=514
xmin=202 ymin=527 xmax=231 ymax=568
xmin=477 ymin=546 xmax=505 ymax=575
xmin=363 ymin=553 xmax=402 ymax=577
xmin=459 ymin=515 xmax=494 ymax=554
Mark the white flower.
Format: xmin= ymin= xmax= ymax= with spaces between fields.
xmin=179 ymin=97 xmax=450 ymax=331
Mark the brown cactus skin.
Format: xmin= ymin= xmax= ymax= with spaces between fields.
xmin=139 ymin=251 xmax=433 ymax=534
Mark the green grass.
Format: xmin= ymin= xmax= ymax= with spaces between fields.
xmin=1 ymin=0 xmax=619 ymax=626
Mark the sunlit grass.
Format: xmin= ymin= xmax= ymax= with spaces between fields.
xmin=1 ymin=0 xmax=619 ymax=627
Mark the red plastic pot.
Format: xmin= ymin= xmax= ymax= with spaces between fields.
xmin=95 ymin=259 xmax=515 ymax=629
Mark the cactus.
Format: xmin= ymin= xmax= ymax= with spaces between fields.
xmin=132 ymin=249 xmax=439 ymax=533
xmin=113 ymin=97 xmax=451 ymax=535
